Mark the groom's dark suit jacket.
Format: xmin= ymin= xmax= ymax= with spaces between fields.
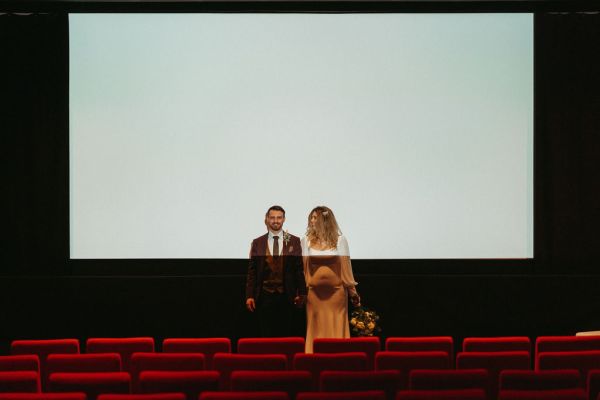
xmin=246 ymin=233 xmax=307 ymax=303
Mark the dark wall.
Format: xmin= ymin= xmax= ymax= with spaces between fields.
xmin=2 ymin=10 xmax=600 ymax=353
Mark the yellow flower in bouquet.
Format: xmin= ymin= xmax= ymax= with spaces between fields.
xmin=350 ymin=306 xmax=381 ymax=337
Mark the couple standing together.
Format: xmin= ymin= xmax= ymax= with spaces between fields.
xmin=245 ymin=205 xmax=361 ymax=353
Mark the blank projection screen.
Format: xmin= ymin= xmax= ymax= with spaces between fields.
xmin=69 ymin=13 xmax=533 ymax=259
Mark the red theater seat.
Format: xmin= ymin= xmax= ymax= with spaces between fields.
xmin=237 ymin=338 xmax=304 ymax=368
xmin=588 ymin=370 xmax=600 ymax=400
xmin=375 ymin=351 xmax=451 ymax=389
xmin=0 ymin=394 xmax=86 ymax=400
xmin=396 ymin=389 xmax=486 ymax=400
xmin=230 ymin=370 xmax=312 ymax=395
xmin=138 ymin=371 xmax=219 ymax=400
xmin=48 ymin=372 xmax=130 ymax=399
xmin=0 ymin=356 xmax=40 ymax=373
xmin=536 ymin=336 xmax=600 ymax=354
xmin=0 ymin=371 xmax=40 ymax=393
xmin=212 ymin=354 xmax=287 ymax=390
xmin=162 ymin=339 xmax=230 ymax=370
xmin=130 ymin=353 xmax=205 ymax=391
xmin=499 ymin=369 xmax=582 ymax=390
xmin=47 ymin=354 xmax=122 ymax=374
xmin=537 ymin=351 xmax=600 ymax=375
xmin=385 ymin=337 xmax=453 ymax=361
xmin=408 ymin=369 xmax=489 ymax=398
xmin=463 ymin=337 xmax=531 ymax=354
xmin=11 ymin=340 xmax=80 ymax=361
xmin=320 ymin=370 xmax=401 ymax=400
xmin=293 ymin=352 xmax=368 ymax=388
xmin=297 ymin=392 xmax=386 ymax=400
xmin=86 ymin=339 xmax=154 ymax=373
xmin=10 ymin=340 xmax=80 ymax=389
xmin=98 ymin=394 xmax=185 ymax=400
xmin=456 ymin=351 xmax=530 ymax=399
xmin=199 ymin=393 xmax=289 ymax=400
xmin=313 ymin=338 xmax=381 ymax=370
xmin=497 ymin=389 xmax=587 ymax=400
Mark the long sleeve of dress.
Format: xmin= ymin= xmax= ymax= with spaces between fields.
xmin=338 ymin=236 xmax=358 ymax=295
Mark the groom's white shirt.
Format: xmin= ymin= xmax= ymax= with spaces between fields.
xmin=267 ymin=229 xmax=284 ymax=256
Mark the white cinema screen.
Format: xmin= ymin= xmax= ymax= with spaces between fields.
xmin=69 ymin=13 xmax=533 ymax=259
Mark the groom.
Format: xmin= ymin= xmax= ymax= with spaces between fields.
xmin=246 ymin=205 xmax=307 ymax=337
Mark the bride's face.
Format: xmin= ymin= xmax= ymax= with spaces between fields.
xmin=309 ymin=212 xmax=318 ymax=229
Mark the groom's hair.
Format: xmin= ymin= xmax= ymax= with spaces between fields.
xmin=266 ymin=205 xmax=285 ymax=217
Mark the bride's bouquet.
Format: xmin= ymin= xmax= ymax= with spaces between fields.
xmin=350 ymin=306 xmax=381 ymax=337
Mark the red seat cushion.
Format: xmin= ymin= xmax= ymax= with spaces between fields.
xmin=237 ymin=338 xmax=304 ymax=369
xmin=0 ymin=371 xmax=40 ymax=393
xmin=162 ymin=339 xmax=230 ymax=370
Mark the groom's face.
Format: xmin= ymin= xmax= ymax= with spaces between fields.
xmin=266 ymin=210 xmax=285 ymax=232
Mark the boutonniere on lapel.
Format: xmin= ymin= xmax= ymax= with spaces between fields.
xmin=283 ymin=230 xmax=291 ymax=250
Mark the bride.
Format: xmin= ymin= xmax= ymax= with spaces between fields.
xmin=301 ymin=206 xmax=360 ymax=353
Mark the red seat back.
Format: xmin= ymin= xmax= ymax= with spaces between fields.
xmin=0 ymin=356 xmax=40 ymax=373
xmin=463 ymin=337 xmax=531 ymax=354
xmin=313 ymin=338 xmax=381 ymax=370
xmin=498 ymin=388 xmax=587 ymax=400
xmin=162 ymin=339 xmax=230 ymax=370
xmin=297 ymin=392 xmax=386 ymax=400
xmin=499 ymin=369 xmax=581 ymax=390
xmin=199 ymin=392 xmax=289 ymax=400
xmin=385 ymin=337 xmax=453 ymax=361
xmin=294 ymin=352 xmax=368 ymax=388
xmin=230 ymin=370 xmax=312 ymax=395
xmin=86 ymin=338 xmax=154 ymax=373
xmin=375 ymin=351 xmax=451 ymax=389
xmin=47 ymin=372 xmax=131 ymax=400
xmin=138 ymin=371 xmax=219 ymax=400
xmin=396 ymin=389 xmax=487 ymax=400
xmin=237 ymin=338 xmax=304 ymax=369
xmin=0 ymin=371 xmax=40 ymax=393
xmin=409 ymin=369 xmax=489 ymax=399
xmin=212 ymin=353 xmax=287 ymax=390
xmin=0 ymin=394 xmax=86 ymax=400
xmin=537 ymin=350 xmax=600 ymax=376
xmin=98 ymin=395 xmax=185 ymax=400
xmin=320 ymin=370 xmax=401 ymax=400
xmin=130 ymin=353 xmax=205 ymax=392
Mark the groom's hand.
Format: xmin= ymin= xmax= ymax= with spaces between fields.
xmin=246 ymin=298 xmax=256 ymax=312
xmin=294 ymin=295 xmax=306 ymax=307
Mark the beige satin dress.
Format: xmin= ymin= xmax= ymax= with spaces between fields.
xmin=302 ymin=235 xmax=358 ymax=353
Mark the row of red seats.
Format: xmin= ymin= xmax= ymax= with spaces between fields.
xmin=3 ymin=359 xmax=600 ymax=399
xmin=8 ymin=336 xmax=600 ymax=367
xmin=0 ymin=388 xmax=596 ymax=400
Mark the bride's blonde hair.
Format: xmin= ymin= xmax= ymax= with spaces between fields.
xmin=306 ymin=206 xmax=341 ymax=249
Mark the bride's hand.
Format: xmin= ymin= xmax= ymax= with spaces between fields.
xmin=350 ymin=294 xmax=361 ymax=307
